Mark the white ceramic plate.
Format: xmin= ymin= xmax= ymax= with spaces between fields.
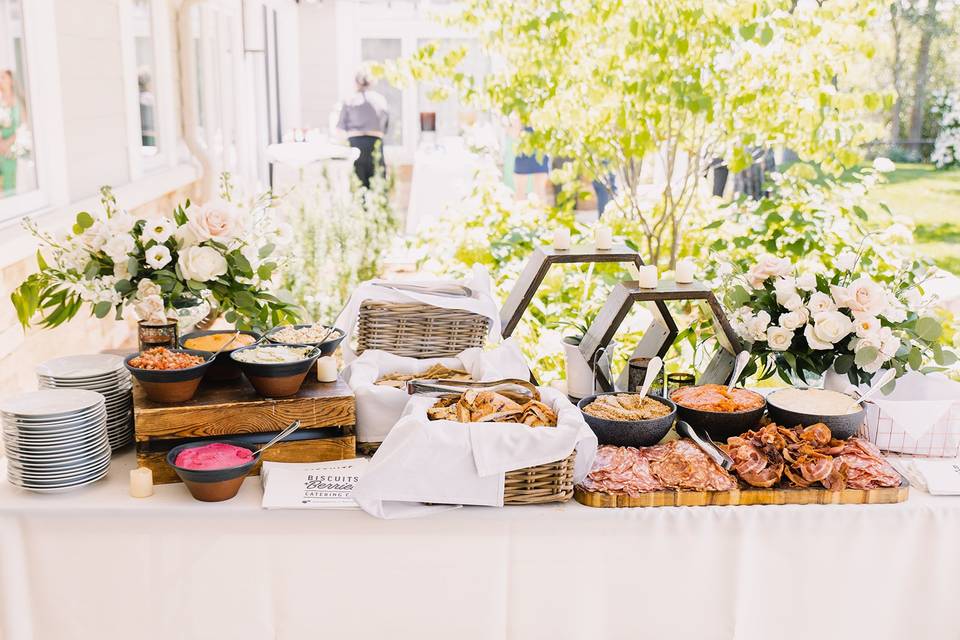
xmin=35 ymin=354 xmax=124 ymax=379
xmin=1 ymin=389 xmax=105 ymax=418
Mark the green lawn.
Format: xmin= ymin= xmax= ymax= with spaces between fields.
xmin=865 ymin=163 xmax=960 ymax=274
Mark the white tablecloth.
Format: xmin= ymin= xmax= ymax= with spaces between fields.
xmin=2 ymin=453 xmax=959 ymax=640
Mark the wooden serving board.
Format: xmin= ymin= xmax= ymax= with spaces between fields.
xmin=574 ymin=478 xmax=909 ymax=508
xmin=134 ymin=376 xmax=356 ymax=484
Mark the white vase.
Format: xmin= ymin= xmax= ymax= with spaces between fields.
xmin=822 ymin=366 xmax=861 ymax=394
xmin=562 ymin=337 xmax=595 ymax=400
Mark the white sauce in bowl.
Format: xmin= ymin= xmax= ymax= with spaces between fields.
xmin=769 ymin=388 xmax=859 ymax=416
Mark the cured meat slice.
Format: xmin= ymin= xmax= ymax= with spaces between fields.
xmin=648 ymin=440 xmax=738 ymax=491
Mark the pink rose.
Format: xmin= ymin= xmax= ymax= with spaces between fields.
xmin=185 ymin=199 xmax=240 ymax=243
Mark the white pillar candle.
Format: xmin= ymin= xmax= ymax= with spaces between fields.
xmin=594 ymin=224 xmax=612 ymax=251
xmin=129 ymin=467 xmax=153 ymax=498
xmin=638 ymin=265 xmax=658 ymax=289
xmin=675 ymin=258 xmax=696 ymax=284
xmin=316 ymin=356 xmax=339 ymax=382
xmin=552 ymin=227 xmax=571 ymax=251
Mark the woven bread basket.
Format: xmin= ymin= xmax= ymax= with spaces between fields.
xmin=355 ymin=299 xmax=575 ymax=505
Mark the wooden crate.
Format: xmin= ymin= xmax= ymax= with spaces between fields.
xmin=134 ymin=376 xmax=356 ymax=484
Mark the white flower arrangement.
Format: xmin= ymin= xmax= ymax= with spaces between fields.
xmin=11 ymin=176 xmax=301 ymax=331
xmin=726 ymin=252 xmax=956 ymax=386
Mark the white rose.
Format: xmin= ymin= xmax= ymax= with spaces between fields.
xmin=134 ymin=294 xmax=166 ymax=324
xmin=872 ymin=157 xmax=896 ymax=173
xmin=143 ymin=217 xmax=176 ymax=244
xmin=795 ymin=272 xmax=817 ymax=292
xmin=746 ymin=310 xmax=772 ymax=342
xmin=185 ymin=199 xmax=241 ymax=243
xmin=773 ymin=278 xmax=803 ymax=311
xmin=137 ymin=278 xmax=161 ymax=298
xmin=879 ymin=327 xmax=901 ymax=358
xmin=780 ymin=307 xmax=809 ymax=330
xmin=766 ymin=326 xmax=794 ymax=352
xmin=853 ymin=313 xmax=881 ymax=339
xmin=808 ymin=291 xmax=835 ymax=314
xmin=145 ymin=245 xmax=172 ymax=270
xmin=104 ymin=234 xmax=136 ymax=263
xmin=177 ymin=245 xmax=228 ymax=282
xmin=834 ymin=250 xmax=859 ymax=272
xmin=805 ymin=311 xmax=853 ymax=350
xmin=834 ymin=276 xmax=886 ymax=315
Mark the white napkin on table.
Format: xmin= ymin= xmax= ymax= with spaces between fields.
xmin=333 ymin=265 xmax=502 ymax=364
xmin=343 ymin=339 xmax=530 ymax=443
xmin=351 ymin=387 xmax=598 ymax=519
xmin=870 ymin=372 xmax=958 ymax=440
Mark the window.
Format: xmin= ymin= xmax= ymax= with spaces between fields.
xmin=0 ymin=0 xmax=37 ymax=200
xmin=131 ymin=0 xmax=158 ymax=158
xmin=360 ymin=38 xmax=403 ymax=147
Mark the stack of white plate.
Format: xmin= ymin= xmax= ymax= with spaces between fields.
xmin=2 ymin=389 xmax=111 ymax=492
xmin=36 ymin=354 xmax=134 ymax=450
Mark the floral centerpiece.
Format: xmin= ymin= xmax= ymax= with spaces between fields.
xmin=726 ymin=252 xmax=957 ymax=387
xmin=11 ymin=177 xmax=300 ymax=332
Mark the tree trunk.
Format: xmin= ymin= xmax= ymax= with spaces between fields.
xmin=889 ymin=4 xmax=903 ymax=144
xmin=908 ymin=0 xmax=939 ymax=143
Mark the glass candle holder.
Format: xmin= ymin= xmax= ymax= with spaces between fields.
xmin=667 ymin=372 xmax=696 ymax=392
xmin=138 ymin=320 xmax=178 ymax=352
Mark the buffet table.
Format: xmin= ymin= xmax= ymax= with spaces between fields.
xmin=2 ymin=453 xmax=959 ymax=640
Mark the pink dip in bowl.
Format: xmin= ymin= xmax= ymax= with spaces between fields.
xmin=174 ymin=443 xmax=254 ymax=471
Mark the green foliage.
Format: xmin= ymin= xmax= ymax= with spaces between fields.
xmin=280 ymin=158 xmax=399 ymax=322
xmin=382 ymin=0 xmax=887 ymax=267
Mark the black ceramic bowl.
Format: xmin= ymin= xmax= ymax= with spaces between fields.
xmin=577 ymin=393 xmax=677 ymax=447
xmin=670 ymin=388 xmax=767 ymax=442
xmin=265 ymin=324 xmax=345 ymax=357
xmin=179 ymin=330 xmax=262 ymax=382
xmin=230 ymin=343 xmax=321 ymax=397
xmin=166 ymin=441 xmax=259 ymax=502
xmin=765 ymin=388 xmax=865 ymax=439
xmin=124 ymin=349 xmax=215 ymax=403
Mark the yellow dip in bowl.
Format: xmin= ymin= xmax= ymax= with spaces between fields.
xmin=183 ymin=332 xmax=257 ymax=352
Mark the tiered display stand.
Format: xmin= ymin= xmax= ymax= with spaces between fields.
xmin=500 ymin=244 xmax=746 ymax=391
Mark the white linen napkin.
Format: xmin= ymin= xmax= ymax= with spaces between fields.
xmin=333 ymin=265 xmax=502 ymax=363
xmin=351 ymin=387 xmax=598 ymax=519
xmin=343 ymin=339 xmax=530 ymax=443
xmin=869 ymin=372 xmax=959 ymax=440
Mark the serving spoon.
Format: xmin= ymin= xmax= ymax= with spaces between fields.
xmin=846 ymin=368 xmax=897 ymax=413
xmin=210 ymin=331 xmax=241 ymax=358
xmin=727 ymin=351 xmax=751 ymax=393
xmin=636 ymin=356 xmax=663 ymax=400
xmin=249 ymin=420 xmax=302 ymax=459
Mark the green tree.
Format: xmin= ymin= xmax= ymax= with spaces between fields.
xmin=383 ymin=0 xmax=887 ymax=268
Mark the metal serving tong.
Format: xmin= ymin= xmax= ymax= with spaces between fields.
xmin=406 ymin=378 xmax=540 ymax=404
xmin=676 ymin=420 xmax=735 ymax=471
xmin=373 ymin=282 xmax=474 ymax=298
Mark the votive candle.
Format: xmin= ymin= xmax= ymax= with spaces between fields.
xmin=129 ymin=467 xmax=153 ymax=498
xmin=638 ymin=265 xmax=658 ymax=289
xmin=553 ymin=227 xmax=571 ymax=251
xmin=675 ymin=258 xmax=696 ymax=284
xmin=594 ymin=224 xmax=613 ymax=251
xmin=316 ymin=356 xmax=338 ymax=382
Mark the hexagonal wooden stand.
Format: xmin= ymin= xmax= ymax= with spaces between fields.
xmin=578 ymin=280 xmax=746 ymax=391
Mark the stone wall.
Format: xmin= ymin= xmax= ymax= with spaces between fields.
xmin=0 ymin=181 xmax=198 ymax=402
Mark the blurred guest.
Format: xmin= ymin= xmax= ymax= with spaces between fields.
xmin=511 ymin=117 xmax=551 ymax=202
xmin=336 ymin=72 xmax=389 ymax=188
xmin=0 ymin=69 xmax=21 ymax=193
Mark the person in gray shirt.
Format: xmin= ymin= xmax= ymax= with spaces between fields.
xmin=336 ymin=72 xmax=390 ymax=188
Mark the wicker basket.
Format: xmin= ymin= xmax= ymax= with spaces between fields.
xmin=356 ymin=301 xmax=491 ymax=358
xmin=355 ymin=299 xmax=575 ymax=505
xmin=504 ymin=452 xmax=576 ymax=505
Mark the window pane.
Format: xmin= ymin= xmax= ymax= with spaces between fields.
xmin=132 ymin=0 xmax=158 ymax=157
xmin=360 ymin=38 xmax=402 ymax=146
xmin=0 ymin=0 xmax=37 ymax=196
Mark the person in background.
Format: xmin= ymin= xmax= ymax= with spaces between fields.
xmin=511 ymin=117 xmax=551 ymax=202
xmin=336 ymin=72 xmax=389 ymax=189
xmin=0 ymin=69 xmax=21 ymax=193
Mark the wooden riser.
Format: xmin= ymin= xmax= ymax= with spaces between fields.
xmin=139 ymin=435 xmax=357 ymax=484
xmin=574 ymin=480 xmax=909 ymax=507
